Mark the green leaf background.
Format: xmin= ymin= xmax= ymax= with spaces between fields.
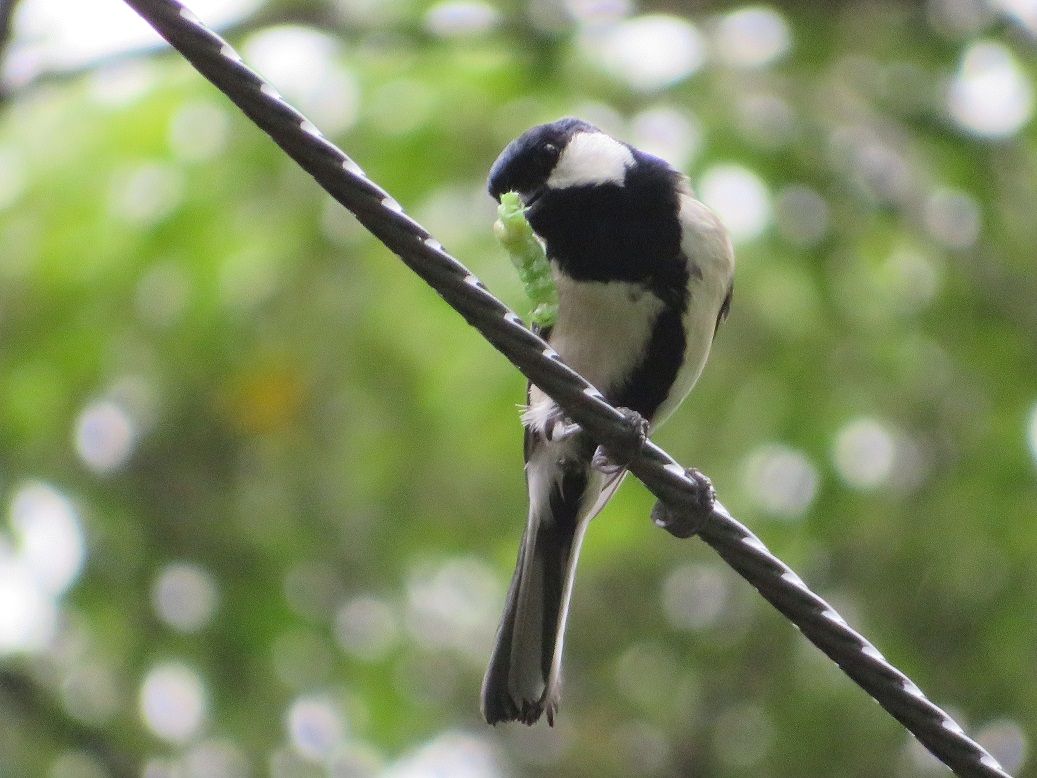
xmin=1 ymin=1 xmax=1036 ymax=776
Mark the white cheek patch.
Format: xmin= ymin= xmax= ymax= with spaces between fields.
xmin=546 ymin=132 xmax=634 ymax=190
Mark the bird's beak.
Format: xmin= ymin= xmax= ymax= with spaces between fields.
xmin=522 ymin=186 xmax=546 ymax=209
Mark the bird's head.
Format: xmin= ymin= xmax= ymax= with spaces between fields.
xmin=488 ymin=118 xmax=636 ymax=206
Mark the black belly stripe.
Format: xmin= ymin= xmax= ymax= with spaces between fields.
xmin=608 ymin=305 xmax=686 ymax=422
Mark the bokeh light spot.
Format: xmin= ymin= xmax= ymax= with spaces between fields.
xmin=881 ymin=247 xmax=943 ymax=313
xmin=384 ymin=730 xmax=506 ymax=778
xmin=977 ymin=718 xmax=1028 ymax=775
xmin=10 ymin=0 xmax=261 ymax=78
xmin=735 ymin=92 xmax=796 ymax=149
xmin=168 ymin=100 xmax=232 ymax=162
xmin=287 ymin=695 xmax=347 ymax=762
xmin=582 ymin=15 xmax=706 ymax=91
xmin=995 ymin=0 xmax=1037 ymax=34
xmin=74 ymin=400 xmax=137 ymax=475
xmin=10 ymin=482 xmax=85 ymax=596
xmin=713 ymin=702 xmax=775 ymax=768
xmin=835 ymin=417 xmax=929 ymax=493
xmin=0 ymin=557 xmax=58 ymax=654
xmin=152 ymin=562 xmax=219 ymax=633
xmin=139 ymin=662 xmax=208 ymax=744
xmin=85 ymin=62 xmax=160 ymax=107
xmin=108 ymin=163 xmax=185 ymax=226
xmin=183 ymin=739 xmax=251 ymax=778
xmin=774 ymin=184 xmax=830 ymax=246
xmin=425 ymin=1 xmax=500 ymax=36
xmin=335 ymin=594 xmax=399 ymax=661
xmin=242 ymin=27 xmax=359 ymax=135
xmin=948 ymin=40 xmax=1034 ymax=138
xmin=715 ymin=6 xmax=792 ymax=69
xmin=698 ymin=164 xmax=771 ymax=243
xmin=613 ymin=641 xmax=679 ymax=711
xmin=564 ymin=0 xmax=632 ymax=24
xmin=924 ymin=187 xmax=981 ymax=249
xmin=661 ymin=563 xmax=730 ymax=631
xmin=629 ymin=106 xmax=702 ymax=171
xmin=741 ymin=444 xmax=819 ymax=518
xmin=0 ymin=482 xmax=84 ymax=655
xmin=327 ymin=741 xmax=386 ymax=776
xmin=244 ymin=25 xmax=339 ymax=87
xmin=405 ymin=557 xmax=500 ymax=659
xmin=833 ymin=418 xmax=896 ymax=490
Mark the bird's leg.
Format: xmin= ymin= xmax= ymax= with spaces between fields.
xmin=541 ymin=403 xmax=581 ymax=442
xmin=522 ymin=396 xmax=581 ymax=442
xmin=591 ymin=407 xmax=649 ymax=475
xmin=651 ymin=468 xmax=716 ymax=538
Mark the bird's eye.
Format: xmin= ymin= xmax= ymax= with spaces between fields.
xmin=542 ymin=143 xmax=557 ymax=155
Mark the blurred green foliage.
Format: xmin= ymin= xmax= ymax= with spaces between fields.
xmin=1 ymin=0 xmax=1036 ymax=776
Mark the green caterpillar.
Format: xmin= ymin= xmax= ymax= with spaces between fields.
xmin=494 ymin=191 xmax=558 ymax=328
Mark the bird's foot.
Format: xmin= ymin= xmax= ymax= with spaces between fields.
xmin=651 ymin=467 xmax=716 ymax=538
xmin=592 ymin=407 xmax=648 ymax=475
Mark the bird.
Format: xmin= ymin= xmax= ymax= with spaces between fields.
xmin=481 ymin=117 xmax=735 ymax=726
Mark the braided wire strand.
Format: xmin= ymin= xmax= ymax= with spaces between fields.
xmin=118 ymin=2 xmax=1010 ymax=775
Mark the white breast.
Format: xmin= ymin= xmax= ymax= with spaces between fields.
xmin=524 ymin=277 xmax=664 ymax=433
xmin=550 ymin=275 xmax=665 ymax=389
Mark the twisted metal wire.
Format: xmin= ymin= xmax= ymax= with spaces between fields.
xmin=119 ymin=2 xmax=1010 ymax=775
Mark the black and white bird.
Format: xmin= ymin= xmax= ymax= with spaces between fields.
xmin=481 ymin=118 xmax=735 ymax=726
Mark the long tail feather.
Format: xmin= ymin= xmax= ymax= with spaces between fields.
xmin=481 ymin=446 xmax=595 ymax=725
xmin=481 ymin=508 xmax=582 ymax=724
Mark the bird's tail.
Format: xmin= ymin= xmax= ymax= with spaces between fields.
xmin=481 ymin=502 xmax=588 ymax=726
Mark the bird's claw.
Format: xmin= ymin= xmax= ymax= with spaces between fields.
xmin=651 ymin=468 xmax=716 ymax=538
xmin=591 ymin=445 xmax=624 ymax=475
xmin=592 ymin=407 xmax=648 ymax=474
